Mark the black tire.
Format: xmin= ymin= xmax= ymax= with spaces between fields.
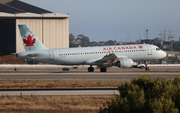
xmin=88 ymin=67 xmax=94 ymax=72
xmin=100 ymin=67 xmax=107 ymax=72
xmin=145 ymin=67 xmax=149 ymax=71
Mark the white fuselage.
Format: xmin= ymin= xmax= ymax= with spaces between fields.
xmin=17 ymin=44 xmax=167 ymax=66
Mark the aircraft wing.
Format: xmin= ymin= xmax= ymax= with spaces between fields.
xmin=95 ymin=53 xmax=118 ymax=64
xmin=85 ymin=53 xmax=128 ymax=65
xmin=17 ymin=52 xmax=41 ymax=59
xmin=26 ymin=53 xmax=41 ymax=58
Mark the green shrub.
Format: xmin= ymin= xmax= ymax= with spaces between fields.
xmin=99 ymin=75 xmax=180 ymax=113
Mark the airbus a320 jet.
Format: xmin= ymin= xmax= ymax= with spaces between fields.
xmin=16 ymin=25 xmax=167 ymax=72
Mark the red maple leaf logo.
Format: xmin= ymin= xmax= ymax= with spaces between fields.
xmin=23 ymin=35 xmax=36 ymax=46
xmin=138 ymin=45 xmax=143 ymax=49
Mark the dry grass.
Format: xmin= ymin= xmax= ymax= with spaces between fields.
xmin=0 ymin=96 xmax=112 ymax=113
xmin=0 ymin=80 xmax=119 ymax=112
xmin=0 ymin=80 xmax=123 ymax=88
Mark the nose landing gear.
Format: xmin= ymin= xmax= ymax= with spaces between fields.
xmin=144 ymin=61 xmax=149 ymax=71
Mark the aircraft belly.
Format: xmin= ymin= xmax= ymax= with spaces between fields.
xmin=56 ymin=57 xmax=84 ymax=65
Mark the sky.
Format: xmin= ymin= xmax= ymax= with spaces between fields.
xmin=23 ymin=0 xmax=180 ymax=42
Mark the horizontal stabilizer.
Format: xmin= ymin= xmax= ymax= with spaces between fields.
xmin=26 ymin=53 xmax=41 ymax=58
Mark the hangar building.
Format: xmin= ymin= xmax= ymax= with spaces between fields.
xmin=0 ymin=0 xmax=69 ymax=55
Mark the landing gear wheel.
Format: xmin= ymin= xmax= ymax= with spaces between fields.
xmin=145 ymin=67 xmax=149 ymax=70
xmin=88 ymin=67 xmax=94 ymax=72
xmin=144 ymin=61 xmax=150 ymax=71
xmin=100 ymin=67 xmax=107 ymax=72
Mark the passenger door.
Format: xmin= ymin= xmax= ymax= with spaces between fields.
xmin=146 ymin=46 xmax=152 ymax=55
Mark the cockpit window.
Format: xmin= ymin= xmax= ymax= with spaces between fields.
xmin=156 ymin=48 xmax=160 ymax=51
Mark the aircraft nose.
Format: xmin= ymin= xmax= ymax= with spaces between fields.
xmin=162 ymin=51 xmax=167 ymax=58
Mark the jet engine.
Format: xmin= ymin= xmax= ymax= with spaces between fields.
xmin=114 ymin=58 xmax=133 ymax=68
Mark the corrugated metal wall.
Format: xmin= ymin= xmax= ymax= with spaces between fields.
xmin=16 ymin=18 xmax=69 ymax=53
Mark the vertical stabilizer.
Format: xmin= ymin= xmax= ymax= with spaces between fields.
xmin=18 ymin=24 xmax=47 ymax=51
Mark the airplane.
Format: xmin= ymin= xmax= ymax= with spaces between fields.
xmin=16 ymin=24 xmax=167 ymax=72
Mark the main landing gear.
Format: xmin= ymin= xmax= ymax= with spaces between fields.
xmin=88 ymin=66 xmax=94 ymax=72
xmin=88 ymin=66 xmax=107 ymax=72
xmin=100 ymin=67 xmax=107 ymax=72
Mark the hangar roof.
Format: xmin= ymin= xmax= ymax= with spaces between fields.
xmin=6 ymin=0 xmax=52 ymax=14
xmin=0 ymin=0 xmax=69 ymax=18
xmin=0 ymin=3 xmax=25 ymax=13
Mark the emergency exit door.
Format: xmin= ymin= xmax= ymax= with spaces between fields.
xmin=49 ymin=51 xmax=54 ymax=61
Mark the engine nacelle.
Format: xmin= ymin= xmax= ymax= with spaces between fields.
xmin=114 ymin=58 xmax=133 ymax=68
